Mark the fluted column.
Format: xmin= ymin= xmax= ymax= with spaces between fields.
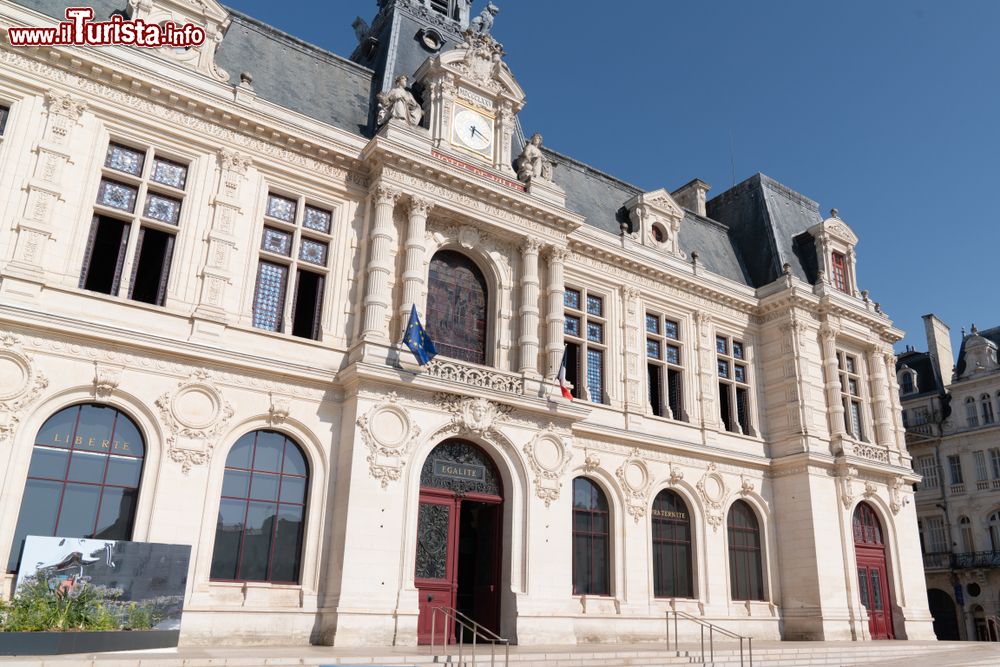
xmin=883 ymin=349 xmax=907 ymax=452
xmin=820 ymin=324 xmax=846 ymax=441
xmin=544 ymin=245 xmax=569 ymax=378
xmin=518 ymin=237 xmax=542 ymax=375
xmin=398 ymin=195 xmax=434 ymax=337
xmin=867 ymin=345 xmax=893 ymax=447
xmin=362 ymin=183 xmax=401 ymax=341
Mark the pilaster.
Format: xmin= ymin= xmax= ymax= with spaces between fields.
xmin=544 ymin=245 xmax=568 ymax=378
xmin=518 ymin=237 xmax=541 ymax=376
xmin=362 ymin=183 xmax=401 ymax=342
xmin=621 ymin=286 xmax=643 ymax=414
xmin=398 ymin=195 xmax=433 ymax=337
xmin=820 ymin=323 xmax=846 ymax=452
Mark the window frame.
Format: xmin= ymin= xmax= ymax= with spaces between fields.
xmin=651 ymin=489 xmax=694 ymax=599
xmin=563 ymin=285 xmax=608 ymax=404
xmin=571 ymin=476 xmax=611 ymax=597
xmin=250 ymin=190 xmax=335 ymax=340
xmin=915 ymin=454 xmax=939 ymax=489
xmin=726 ymin=500 xmax=766 ymax=602
xmin=645 ymin=310 xmax=686 ymax=421
xmin=966 ymin=397 xmax=980 ymax=428
xmin=947 ymin=454 xmax=964 ymax=486
xmin=837 ymin=350 xmax=869 ymax=442
xmin=425 ymin=249 xmax=492 ymax=365
xmin=80 ymin=140 xmax=191 ymax=306
xmin=831 ymin=251 xmax=849 ymax=293
xmin=716 ymin=332 xmax=754 ymax=435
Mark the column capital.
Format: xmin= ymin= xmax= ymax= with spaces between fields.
xmin=819 ymin=323 xmax=839 ymax=343
xmin=372 ymin=182 xmax=402 ymax=206
xmin=407 ymin=195 xmax=435 ymax=217
xmin=545 ymin=244 xmax=570 ymax=262
xmin=45 ymin=90 xmax=87 ymax=119
xmin=521 ymin=236 xmax=543 ymax=255
xmin=218 ymin=148 xmax=253 ymax=175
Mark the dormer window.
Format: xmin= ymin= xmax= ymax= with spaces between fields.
xmin=900 ymin=372 xmax=913 ymax=394
xmin=430 ymin=0 xmax=464 ymax=21
xmin=831 ymin=252 xmax=848 ymax=293
xmin=898 ymin=366 xmax=917 ymax=395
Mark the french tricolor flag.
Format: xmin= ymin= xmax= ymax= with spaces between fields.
xmin=558 ymin=346 xmax=573 ymax=401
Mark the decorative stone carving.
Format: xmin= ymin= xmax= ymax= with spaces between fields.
xmin=667 ymin=463 xmax=684 ymax=486
xmin=470 ymin=2 xmax=499 ymax=35
xmin=837 ymin=465 xmax=859 ymax=509
xmin=423 ymin=358 xmax=523 ymax=394
xmin=739 ymin=474 xmax=756 ymax=497
xmin=267 ymin=392 xmax=290 ymax=426
xmin=851 ymin=442 xmax=889 ymax=463
xmin=696 ymin=463 xmax=727 ymax=531
xmin=583 ymin=452 xmax=601 ymax=473
xmin=523 ymin=424 xmax=573 ymax=506
xmin=435 ymin=394 xmax=513 ymax=435
xmin=155 ymin=368 xmax=234 ymax=474
xmin=127 ymin=0 xmax=232 ymax=82
xmin=92 ymin=363 xmax=121 ymax=400
xmin=616 ymin=448 xmax=653 ymax=522
xmin=458 ymin=225 xmax=481 ymax=250
xmin=0 ymin=333 xmax=48 ymax=445
xmin=889 ymin=475 xmax=906 ymax=515
xmin=863 ymin=480 xmax=878 ymax=499
xmin=218 ymin=148 xmax=253 ymax=175
xmin=515 ymin=133 xmax=554 ymax=183
xmin=377 ymin=75 xmax=423 ymax=127
xmin=357 ymin=393 xmax=421 ymax=488
xmin=45 ymin=91 xmax=88 ymax=121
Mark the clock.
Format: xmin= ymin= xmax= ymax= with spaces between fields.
xmin=451 ymin=105 xmax=495 ymax=158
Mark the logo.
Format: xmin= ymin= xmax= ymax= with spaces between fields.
xmin=7 ymin=8 xmax=206 ymax=49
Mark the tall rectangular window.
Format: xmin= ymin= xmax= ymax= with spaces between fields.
xmin=717 ymin=335 xmax=751 ymax=434
xmin=916 ymin=455 xmax=938 ymax=489
xmin=79 ymin=142 xmax=188 ymax=306
xmin=0 ymin=104 xmax=9 ymax=136
xmin=990 ymin=448 xmax=1000 ymax=480
xmin=925 ymin=516 xmax=948 ymax=553
xmin=645 ymin=313 xmax=685 ymax=420
xmin=831 ymin=252 xmax=848 ymax=292
xmin=837 ymin=351 xmax=867 ymax=441
xmin=975 ymin=451 xmax=989 ymax=482
xmin=563 ymin=287 xmax=606 ymax=404
xmin=948 ymin=455 xmax=964 ymax=486
xmin=251 ymin=193 xmax=332 ymax=340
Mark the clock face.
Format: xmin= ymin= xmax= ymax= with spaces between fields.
xmin=451 ymin=106 xmax=494 ymax=156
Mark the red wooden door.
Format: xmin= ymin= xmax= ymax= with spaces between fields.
xmin=857 ymin=554 xmax=893 ymax=639
xmin=415 ymin=491 xmax=459 ymax=645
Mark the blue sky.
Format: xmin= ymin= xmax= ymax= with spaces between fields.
xmin=226 ymin=0 xmax=999 ymax=357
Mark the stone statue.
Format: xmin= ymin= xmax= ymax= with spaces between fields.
xmin=376 ymin=75 xmax=423 ymax=127
xmin=515 ymin=133 xmax=553 ymax=183
xmin=470 ymin=2 xmax=499 ymax=35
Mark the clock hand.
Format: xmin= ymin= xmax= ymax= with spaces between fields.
xmin=469 ymin=125 xmax=479 ymax=139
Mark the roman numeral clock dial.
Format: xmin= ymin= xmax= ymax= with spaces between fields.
xmin=451 ymin=105 xmax=495 ymax=158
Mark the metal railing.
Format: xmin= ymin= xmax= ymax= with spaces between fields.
xmin=429 ymin=605 xmax=510 ymax=667
xmin=922 ymin=549 xmax=1000 ymax=570
xmin=666 ymin=609 xmax=752 ymax=667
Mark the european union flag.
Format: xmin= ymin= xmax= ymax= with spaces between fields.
xmin=403 ymin=304 xmax=437 ymax=366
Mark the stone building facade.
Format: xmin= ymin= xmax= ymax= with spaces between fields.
xmin=899 ymin=316 xmax=1000 ymax=641
xmin=0 ymin=0 xmax=933 ymax=647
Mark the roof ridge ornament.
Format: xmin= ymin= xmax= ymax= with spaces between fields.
xmin=470 ymin=2 xmax=499 ymax=36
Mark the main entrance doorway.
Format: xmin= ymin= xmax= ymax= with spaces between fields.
xmin=415 ymin=439 xmax=503 ymax=645
xmin=853 ymin=502 xmax=895 ymax=639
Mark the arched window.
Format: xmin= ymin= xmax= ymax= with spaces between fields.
xmin=900 ymin=372 xmax=914 ymax=395
xmin=727 ymin=500 xmax=765 ymax=601
xmin=652 ymin=489 xmax=693 ymax=598
xmin=853 ymin=502 xmax=884 ymax=545
xmin=959 ymin=516 xmax=975 ymax=553
xmin=967 ymin=397 xmax=980 ymax=427
xmin=210 ymin=430 xmax=308 ymax=583
xmin=7 ymin=404 xmax=145 ymax=572
xmin=982 ymin=394 xmax=995 ymax=425
xmin=426 ymin=250 xmax=489 ymax=365
xmin=572 ymin=477 xmax=610 ymax=596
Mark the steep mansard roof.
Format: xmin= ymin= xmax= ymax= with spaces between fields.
xmin=894 ymin=350 xmax=940 ymax=398
xmin=955 ymin=325 xmax=1000 ymax=379
xmin=16 ymin=0 xmax=829 ymax=290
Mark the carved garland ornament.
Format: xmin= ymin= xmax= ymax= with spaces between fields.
xmin=434 ymin=394 xmax=513 ymax=438
xmin=522 ymin=423 xmax=573 ymax=507
xmin=616 ymin=448 xmax=653 ymax=522
xmin=357 ymin=392 xmax=421 ymax=488
xmin=155 ymin=368 xmax=234 ymax=474
xmin=0 ymin=333 xmax=49 ymax=445
xmin=696 ymin=463 xmax=728 ymax=532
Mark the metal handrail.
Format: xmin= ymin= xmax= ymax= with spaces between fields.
xmin=429 ymin=605 xmax=510 ymax=667
xmin=666 ymin=609 xmax=753 ymax=667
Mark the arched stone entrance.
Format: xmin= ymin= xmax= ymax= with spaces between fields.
xmin=415 ymin=439 xmax=503 ymax=644
xmin=927 ymin=588 xmax=960 ymax=640
xmin=853 ymin=502 xmax=894 ymax=639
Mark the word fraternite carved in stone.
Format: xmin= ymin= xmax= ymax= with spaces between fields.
xmin=515 ymin=133 xmax=554 ymax=183
xmin=376 ymin=75 xmax=423 ymax=127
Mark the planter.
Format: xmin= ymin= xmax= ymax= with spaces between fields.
xmin=0 ymin=630 xmax=179 ymax=655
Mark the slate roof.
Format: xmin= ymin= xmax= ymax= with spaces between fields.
xmin=13 ymin=0 xmax=830 ymax=291
xmin=955 ymin=325 xmax=1000 ymax=379
xmin=895 ymin=350 xmax=940 ymax=398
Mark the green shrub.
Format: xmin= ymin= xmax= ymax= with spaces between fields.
xmin=0 ymin=575 xmax=123 ymax=632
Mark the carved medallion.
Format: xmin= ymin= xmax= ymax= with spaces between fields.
xmin=156 ymin=368 xmax=234 ymax=474
xmin=616 ymin=448 xmax=653 ymax=522
xmin=0 ymin=333 xmax=48 ymax=445
xmin=696 ymin=463 xmax=727 ymax=531
xmin=358 ymin=392 xmax=421 ymax=488
xmin=523 ymin=424 xmax=572 ymax=506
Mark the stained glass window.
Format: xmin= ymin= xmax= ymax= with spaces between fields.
xmin=716 ymin=336 xmax=728 ymax=354
xmin=150 ymin=158 xmax=187 ymax=189
xmin=252 ymin=262 xmax=288 ymax=332
xmin=666 ymin=345 xmax=680 ymax=365
xmin=645 ymin=314 xmax=659 ymax=334
xmin=664 ymin=319 xmax=679 ymax=340
xmin=210 ymin=430 xmax=308 ymax=583
xmin=717 ymin=360 xmax=730 ymax=379
xmin=564 ymin=315 xmax=580 ymax=337
xmin=104 ymin=143 xmax=144 ymax=176
xmin=718 ymin=334 xmax=751 ymax=434
xmin=298 ymin=238 xmax=328 ymax=266
xmin=734 ymin=364 xmax=746 ymax=383
xmin=426 ymin=250 xmax=489 ymax=365
xmin=266 ymin=194 xmax=296 ymax=222
xmin=732 ymin=341 xmax=744 ymax=359
xmin=303 ymin=206 xmax=332 ymax=233
xmin=564 ymin=288 xmax=580 ymax=310
xmin=587 ymin=322 xmax=603 ymax=344
xmin=261 ymin=227 xmax=292 ymax=256
xmin=586 ymin=294 xmax=603 ymax=317
xmin=143 ymin=193 xmax=181 ymax=224
xmin=97 ymin=179 xmax=138 ymax=212
xmin=646 ymin=339 xmax=661 ymax=359
xmin=587 ymin=349 xmax=603 ymax=402
xmin=7 ymin=404 xmax=145 ymax=572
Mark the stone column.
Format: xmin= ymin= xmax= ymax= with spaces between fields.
xmin=544 ymin=245 xmax=569 ymax=378
xmin=820 ymin=324 xmax=846 ymax=443
xmin=518 ymin=237 xmax=542 ymax=375
xmin=362 ymin=183 xmax=401 ymax=341
xmin=694 ymin=311 xmax=718 ymax=429
xmin=867 ymin=345 xmax=893 ymax=448
xmin=884 ymin=349 xmax=908 ymax=452
xmin=398 ymin=195 xmax=433 ymax=337
xmin=622 ymin=286 xmax=643 ymax=412
xmin=846 ymin=248 xmax=859 ymax=295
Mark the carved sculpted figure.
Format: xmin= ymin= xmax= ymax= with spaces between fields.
xmin=471 ymin=2 xmax=499 ymax=35
xmin=377 ymin=75 xmax=423 ymax=127
xmin=516 ymin=133 xmax=553 ymax=183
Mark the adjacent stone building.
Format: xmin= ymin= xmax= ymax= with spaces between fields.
xmin=899 ymin=316 xmax=1000 ymax=641
xmin=0 ymin=0 xmax=934 ymax=646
